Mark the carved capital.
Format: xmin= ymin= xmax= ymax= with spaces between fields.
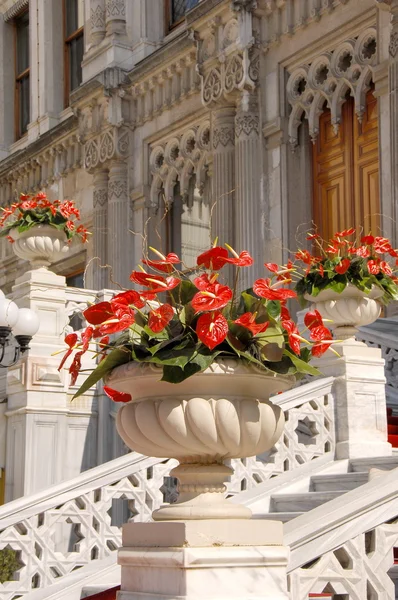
xmin=108 ymin=179 xmax=128 ymax=199
xmin=213 ymin=125 xmax=235 ymax=149
xmin=235 ymin=113 xmax=259 ymax=138
xmin=231 ymin=0 xmax=257 ymax=11
xmin=390 ymin=31 xmax=398 ymax=57
xmin=84 ymin=127 xmax=129 ymax=171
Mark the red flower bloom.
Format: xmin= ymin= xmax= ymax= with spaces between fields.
xmin=81 ymin=326 xmax=95 ymax=352
xmin=280 ymin=305 xmax=291 ymax=320
xmin=367 ymin=259 xmax=380 ymax=275
xmin=224 ymin=251 xmax=254 ymax=267
xmin=103 ymin=386 xmax=132 ymax=403
xmin=282 ymin=320 xmax=301 ymax=355
xmin=319 ymin=264 xmax=324 ymax=277
xmin=196 ymin=311 xmax=228 ymax=350
xmin=310 ymin=326 xmax=333 ymax=357
xmin=97 ymin=313 xmax=135 ymax=336
xmin=84 ymin=301 xmax=114 ymax=325
xmin=306 ymin=233 xmax=320 ymax=240
xmin=380 ymin=261 xmax=393 ymax=276
xmin=148 ymin=303 xmax=174 ymax=332
xmin=335 ymin=258 xmax=350 ymax=275
xmin=69 ymin=350 xmax=84 ymax=386
xmin=374 ymin=236 xmax=393 ymax=254
xmin=130 ymin=271 xmax=180 ymax=293
xmin=191 ymin=283 xmax=233 ymax=312
xmin=304 ymin=309 xmax=323 ymax=330
xmin=361 ymin=235 xmax=375 ymax=245
xmin=234 ymin=313 xmax=269 ymax=335
xmin=264 ymin=263 xmax=279 ymax=273
xmin=58 ymin=333 xmax=78 ymax=371
xmin=197 ymin=247 xmax=228 ymax=270
xmin=253 ymin=278 xmax=297 ymax=301
xmin=356 ymin=246 xmax=370 ymax=258
xmin=142 ymin=252 xmax=181 ymax=273
xmin=193 ymin=273 xmax=218 ymax=290
xmin=295 ymin=250 xmax=313 ymax=265
xmin=335 ymin=227 xmax=355 ymax=237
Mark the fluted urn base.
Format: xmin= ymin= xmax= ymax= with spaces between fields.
xmin=110 ymin=359 xmax=295 ymax=521
xmin=12 ymin=225 xmax=70 ymax=269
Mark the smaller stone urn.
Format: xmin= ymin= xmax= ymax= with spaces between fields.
xmin=305 ymin=283 xmax=383 ymax=340
xmin=11 ymin=225 xmax=70 ymax=269
xmin=107 ymin=358 xmax=294 ymax=521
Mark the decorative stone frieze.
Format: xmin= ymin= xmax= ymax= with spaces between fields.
xmin=286 ymin=28 xmax=377 ymax=146
xmin=84 ymin=127 xmax=129 ymax=172
xmin=90 ymin=0 xmax=106 ymax=46
xmin=149 ymin=121 xmax=211 ymax=205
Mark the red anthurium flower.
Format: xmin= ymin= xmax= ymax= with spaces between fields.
xmin=103 ymin=386 xmax=132 ymax=403
xmin=361 ymin=235 xmax=375 ymax=245
xmin=306 ymin=233 xmax=320 ymax=240
xmin=319 ymin=264 xmax=325 ymax=277
xmin=197 ymin=247 xmax=228 ymax=270
xmin=58 ymin=333 xmax=78 ymax=371
xmin=335 ymin=227 xmax=355 ymax=237
xmin=69 ymin=350 xmax=84 ymax=386
xmin=253 ymin=278 xmax=297 ymax=301
xmin=282 ymin=320 xmax=301 ymax=355
xmin=389 ymin=249 xmax=398 ymax=258
xmin=224 ymin=251 xmax=254 ymax=267
xmin=194 ymin=273 xmax=218 ymax=290
xmin=304 ymin=310 xmax=323 ymax=330
xmin=130 ymin=271 xmax=165 ymax=287
xmin=191 ymin=283 xmax=233 ymax=312
xmin=142 ymin=252 xmax=181 ymax=273
xmin=141 ymin=276 xmax=180 ymax=295
xmin=310 ymin=326 xmax=333 ymax=357
xmin=295 ymin=250 xmax=312 ymax=265
xmin=196 ymin=311 xmax=228 ymax=350
xmin=84 ymin=301 xmax=114 ymax=325
xmin=356 ymin=246 xmax=370 ymax=258
xmin=81 ymin=326 xmax=95 ymax=352
xmin=113 ymin=290 xmax=143 ymax=307
xmin=280 ymin=305 xmax=291 ymax=321
xmin=234 ymin=313 xmax=269 ymax=336
xmin=148 ymin=303 xmax=174 ymax=333
xmin=374 ymin=236 xmax=393 ymax=254
xmin=335 ymin=258 xmax=350 ymax=275
xmin=380 ymin=261 xmax=393 ymax=276
xmin=264 ymin=263 xmax=279 ymax=273
xmin=98 ymin=313 xmax=135 ymax=336
xmin=367 ymin=259 xmax=380 ymax=275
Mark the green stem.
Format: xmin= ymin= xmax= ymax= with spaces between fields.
xmin=230 ymin=267 xmax=241 ymax=319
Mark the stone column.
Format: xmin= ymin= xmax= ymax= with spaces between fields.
xmin=388 ymin=1 xmax=398 ymax=248
xmin=108 ymin=159 xmax=129 ymax=288
xmin=212 ymin=106 xmax=235 ymax=284
xmin=314 ymin=338 xmax=392 ymax=460
xmin=92 ymin=168 xmax=109 ymax=290
xmin=235 ymin=93 xmax=263 ymax=288
xmin=90 ymin=0 xmax=106 ymax=46
xmin=119 ymin=521 xmax=290 ymax=600
xmin=105 ymin=0 xmax=127 ymax=38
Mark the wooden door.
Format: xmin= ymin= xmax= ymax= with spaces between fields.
xmin=312 ymin=91 xmax=380 ymax=242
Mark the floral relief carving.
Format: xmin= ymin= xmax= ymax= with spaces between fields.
xmin=213 ymin=125 xmax=235 ymax=149
xmin=84 ymin=128 xmax=129 ymax=172
xmin=91 ymin=4 xmax=106 ymax=29
xmin=235 ymin=114 xmax=259 ymax=137
xmin=286 ymin=28 xmax=377 ymax=147
xmin=85 ymin=140 xmax=99 ymax=171
xmin=224 ymin=55 xmax=244 ymax=93
xmin=93 ymin=189 xmax=108 ymax=208
xmin=117 ymin=131 xmax=129 ymax=156
xmin=106 ymin=0 xmax=125 ymax=18
xmin=203 ymin=69 xmax=222 ymax=104
xmin=390 ymin=31 xmax=398 ymax=58
xmin=99 ymin=131 xmax=115 ymax=163
xmin=108 ymin=180 xmax=127 ymax=199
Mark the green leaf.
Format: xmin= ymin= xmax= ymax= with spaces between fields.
xmin=72 ymin=347 xmax=132 ymax=399
xmin=170 ymin=279 xmax=198 ymax=306
xmin=267 ymin=300 xmax=281 ymax=320
xmin=283 ymin=349 xmax=321 ymax=376
xmin=143 ymin=325 xmax=169 ymax=340
xmin=329 ymin=280 xmax=346 ymax=294
xmin=256 ymin=326 xmax=285 ymax=348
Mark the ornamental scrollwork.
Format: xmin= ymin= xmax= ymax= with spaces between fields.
xmin=224 ymin=55 xmax=244 ymax=93
xmin=213 ymin=124 xmax=235 ymax=149
xmin=203 ymin=69 xmax=222 ymax=104
xmin=108 ymin=180 xmax=128 ymax=199
xmin=235 ymin=114 xmax=259 ymax=137
xmin=84 ymin=127 xmax=130 ymax=172
xmin=286 ymin=28 xmax=377 ymax=147
xmin=390 ymin=31 xmax=398 ymax=58
xmin=106 ymin=0 xmax=125 ymax=18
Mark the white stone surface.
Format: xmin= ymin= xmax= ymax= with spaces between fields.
xmin=11 ymin=225 xmax=70 ymax=269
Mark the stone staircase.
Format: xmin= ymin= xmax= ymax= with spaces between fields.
xmin=251 ymin=455 xmax=398 ymax=523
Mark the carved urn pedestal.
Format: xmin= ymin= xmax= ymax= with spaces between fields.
xmin=12 ymin=225 xmax=70 ymax=269
xmin=108 ymin=359 xmax=293 ymax=599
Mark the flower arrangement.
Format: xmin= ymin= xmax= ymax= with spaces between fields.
xmin=292 ymin=228 xmax=398 ymax=306
xmin=59 ymin=244 xmax=334 ymax=402
xmin=0 ymin=192 xmax=89 ymax=243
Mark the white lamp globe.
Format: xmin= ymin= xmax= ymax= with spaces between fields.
xmin=0 ymin=290 xmax=5 ymax=302
xmin=13 ymin=308 xmax=40 ymax=337
xmin=0 ymin=299 xmax=19 ymax=328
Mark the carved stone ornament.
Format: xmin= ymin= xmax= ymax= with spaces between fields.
xmin=235 ymin=113 xmax=259 ymax=137
xmin=286 ymin=28 xmax=377 ymax=147
xmin=231 ymin=0 xmax=258 ymax=11
xmin=213 ymin=124 xmax=235 ymax=148
xmin=84 ymin=127 xmax=129 ymax=171
xmin=91 ymin=4 xmax=106 ymax=29
xmin=93 ymin=189 xmax=108 ymax=208
xmin=108 ymin=180 xmax=128 ymax=199
xmin=106 ymin=0 xmax=126 ymax=18
xmin=390 ymin=31 xmax=398 ymax=58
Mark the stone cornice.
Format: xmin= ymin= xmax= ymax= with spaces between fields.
xmin=3 ymin=0 xmax=28 ymax=21
xmin=0 ymin=115 xmax=77 ymax=178
xmin=186 ymin=0 xmax=226 ymax=24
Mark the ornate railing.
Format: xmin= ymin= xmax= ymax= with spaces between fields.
xmin=358 ymin=318 xmax=398 ymax=407
xmin=286 ymin=466 xmax=398 ymax=599
xmin=0 ymin=377 xmax=334 ymax=599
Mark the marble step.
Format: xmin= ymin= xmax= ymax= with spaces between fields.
xmin=311 ymin=472 xmax=369 ymax=492
xmin=253 ymin=511 xmax=304 ymax=523
xmin=271 ymin=490 xmax=344 ymax=513
xmin=349 ymin=456 xmax=398 ymax=472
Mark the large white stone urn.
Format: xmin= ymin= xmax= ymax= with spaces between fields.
xmin=305 ymin=283 xmax=383 ymax=340
xmin=107 ymin=358 xmax=294 ymax=521
xmin=11 ymin=225 xmax=70 ymax=269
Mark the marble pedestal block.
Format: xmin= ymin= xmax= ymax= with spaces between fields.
xmin=118 ymin=520 xmax=290 ymax=600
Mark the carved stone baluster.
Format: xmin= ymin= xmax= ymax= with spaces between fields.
xmin=212 ymin=106 xmax=236 ymax=283
xmin=235 ymin=93 xmax=262 ymax=286
xmin=90 ymin=0 xmax=106 ymax=46
xmin=92 ymin=168 xmax=109 ymax=289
